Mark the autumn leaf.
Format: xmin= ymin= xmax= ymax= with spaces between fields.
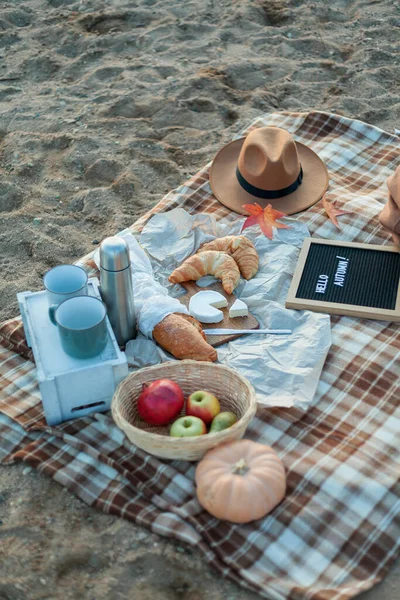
xmin=241 ymin=202 xmax=290 ymax=239
xmin=322 ymin=195 xmax=353 ymax=230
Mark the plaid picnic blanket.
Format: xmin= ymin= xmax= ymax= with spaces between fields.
xmin=1 ymin=110 xmax=400 ymax=600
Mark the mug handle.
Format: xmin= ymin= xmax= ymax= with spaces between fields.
xmin=49 ymin=304 xmax=58 ymax=325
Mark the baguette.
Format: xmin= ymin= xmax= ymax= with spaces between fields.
xmin=153 ymin=313 xmax=217 ymax=362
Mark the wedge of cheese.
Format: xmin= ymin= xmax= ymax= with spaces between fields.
xmin=229 ymin=299 xmax=248 ymax=318
xmin=189 ymin=290 xmax=228 ymax=324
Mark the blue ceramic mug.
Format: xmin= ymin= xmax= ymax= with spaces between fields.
xmin=53 ymin=296 xmax=108 ymax=359
xmin=44 ymin=264 xmax=88 ymax=325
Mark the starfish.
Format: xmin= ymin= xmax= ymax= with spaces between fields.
xmin=322 ymin=195 xmax=353 ymax=230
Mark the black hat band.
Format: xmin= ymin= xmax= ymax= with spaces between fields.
xmin=236 ymin=165 xmax=303 ymax=200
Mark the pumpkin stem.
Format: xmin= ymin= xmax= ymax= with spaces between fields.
xmin=232 ymin=458 xmax=249 ymax=475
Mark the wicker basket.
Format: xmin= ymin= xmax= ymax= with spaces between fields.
xmin=111 ymin=360 xmax=257 ymax=461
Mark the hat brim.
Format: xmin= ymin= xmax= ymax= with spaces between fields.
xmin=209 ymin=136 xmax=329 ymax=215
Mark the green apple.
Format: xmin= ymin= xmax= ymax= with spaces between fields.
xmin=186 ymin=390 xmax=220 ymax=425
xmin=170 ymin=416 xmax=207 ymax=437
xmin=209 ymin=411 xmax=238 ymax=433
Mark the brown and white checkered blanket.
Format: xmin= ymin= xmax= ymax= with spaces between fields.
xmin=1 ymin=111 xmax=399 ymax=600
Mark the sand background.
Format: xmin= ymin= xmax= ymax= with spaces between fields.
xmin=0 ymin=0 xmax=399 ymax=598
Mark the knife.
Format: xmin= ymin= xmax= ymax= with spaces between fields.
xmin=205 ymin=328 xmax=292 ymax=335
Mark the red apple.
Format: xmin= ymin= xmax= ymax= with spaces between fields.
xmin=186 ymin=390 xmax=220 ymax=425
xmin=137 ymin=379 xmax=184 ymax=426
xmin=170 ymin=416 xmax=207 ymax=437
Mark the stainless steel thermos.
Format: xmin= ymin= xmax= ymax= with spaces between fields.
xmin=99 ymin=236 xmax=137 ymax=346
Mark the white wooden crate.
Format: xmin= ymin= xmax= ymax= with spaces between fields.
xmin=17 ymin=278 xmax=129 ymax=425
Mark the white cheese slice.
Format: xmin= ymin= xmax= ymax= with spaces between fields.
xmin=189 ymin=290 xmax=228 ymax=323
xmin=229 ymin=299 xmax=248 ymax=318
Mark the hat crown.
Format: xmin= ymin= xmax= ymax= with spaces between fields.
xmin=238 ymin=127 xmax=301 ymax=191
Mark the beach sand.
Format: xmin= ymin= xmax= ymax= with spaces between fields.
xmin=0 ymin=0 xmax=399 ymax=598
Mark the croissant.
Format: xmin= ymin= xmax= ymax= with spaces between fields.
xmin=197 ymin=235 xmax=259 ymax=280
xmin=153 ymin=313 xmax=217 ymax=362
xmin=169 ymin=251 xmax=240 ymax=295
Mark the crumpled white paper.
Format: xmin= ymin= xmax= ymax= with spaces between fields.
xmin=139 ymin=208 xmax=243 ymax=294
xmin=97 ymin=209 xmax=332 ymax=409
xmin=124 ymin=335 xmax=175 ymax=368
xmin=216 ymin=302 xmax=330 ymax=407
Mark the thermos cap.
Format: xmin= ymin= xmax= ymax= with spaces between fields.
xmin=100 ymin=236 xmax=130 ymax=272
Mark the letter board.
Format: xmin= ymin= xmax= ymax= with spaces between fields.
xmin=286 ymin=238 xmax=400 ymax=322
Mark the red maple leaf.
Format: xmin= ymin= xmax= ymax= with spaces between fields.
xmin=322 ymin=195 xmax=353 ymax=230
xmin=241 ymin=203 xmax=290 ymax=239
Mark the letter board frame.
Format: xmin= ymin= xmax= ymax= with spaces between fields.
xmin=285 ymin=238 xmax=400 ymax=322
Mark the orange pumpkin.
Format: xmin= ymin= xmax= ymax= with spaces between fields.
xmin=195 ymin=439 xmax=286 ymax=523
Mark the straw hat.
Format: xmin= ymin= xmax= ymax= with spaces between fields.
xmin=209 ymin=126 xmax=329 ymax=215
xmin=379 ymin=165 xmax=400 ymax=246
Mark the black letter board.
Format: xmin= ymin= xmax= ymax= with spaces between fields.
xmin=286 ymin=238 xmax=400 ymax=322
